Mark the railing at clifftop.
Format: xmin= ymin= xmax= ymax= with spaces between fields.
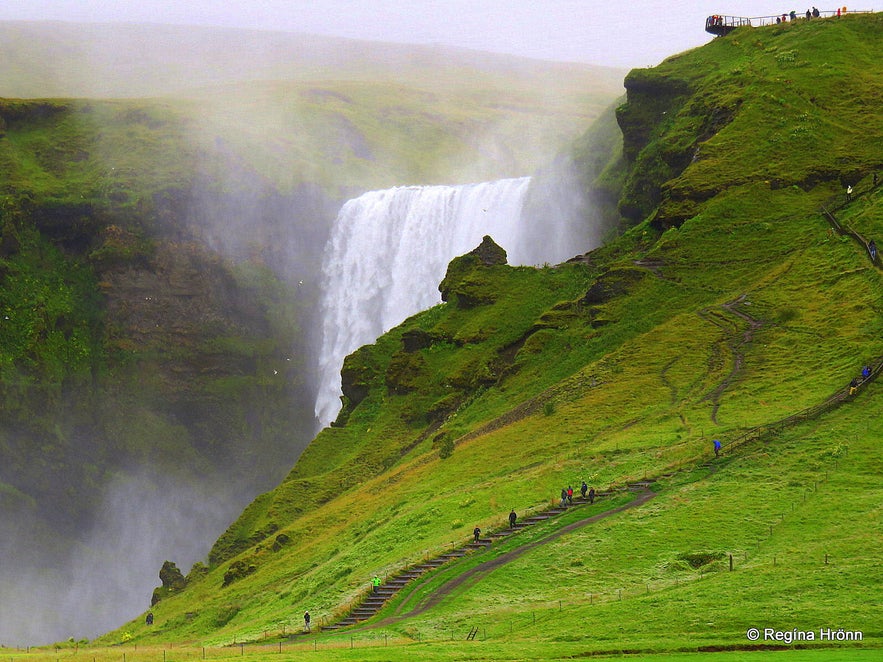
xmin=705 ymin=10 xmax=874 ymax=36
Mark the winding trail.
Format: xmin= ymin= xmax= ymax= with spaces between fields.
xmin=699 ymin=294 xmax=765 ymax=424
xmin=660 ymin=356 xmax=680 ymax=405
xmin=316 ymin=488 xmax=628 ymax=631
xmin=393 ymin=487 xmax=655 ymax=621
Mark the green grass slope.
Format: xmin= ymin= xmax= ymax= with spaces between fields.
xmin=98 ymin=14 xmax=882 ymax=658
xmin=0 ymin=29 xmax=626 ymax=644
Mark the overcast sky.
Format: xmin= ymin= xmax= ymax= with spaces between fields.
xmin=3 ymin=0 xmax=867 ymax=68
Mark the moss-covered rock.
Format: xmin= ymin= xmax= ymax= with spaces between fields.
xmin=340 ymin=345 xmax=382 ymax=409
xmin=222 ymin=559 xmax=257 ymax=587
xmin=439 ymin=235 xmax=507 ymax=307
xmin=151 ymin=560 xmax=188 ymax=605
xmin=581 ymin=267 xmax=648 ymax=305
xmin=385 ymin=351 xmax=427 ymax=394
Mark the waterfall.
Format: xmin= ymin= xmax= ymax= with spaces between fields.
xmin=314 ymin=176 xmax=578 ymax=425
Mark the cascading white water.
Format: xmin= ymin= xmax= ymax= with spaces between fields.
xmin=315 ymin=176 xmax=577 ymax=425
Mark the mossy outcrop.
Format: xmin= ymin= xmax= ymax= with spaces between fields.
xmin=439 ymin=235 xmax=507 ymax=308
xmin=151 ymin=560 xmax=187 ymax=605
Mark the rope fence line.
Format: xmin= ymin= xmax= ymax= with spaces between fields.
xmin=719 ymin=174 xmax=883 ymax=453
xmin=12 ymin=460 xmax=866 ymax=660
xmin=821 ymin=178 xmax=882 ymax=268
xmin=247 ymin=163 xmax=882 ymax=648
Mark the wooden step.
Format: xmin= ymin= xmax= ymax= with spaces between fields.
xmin=439 ymin=551 xmax=467 ymax=559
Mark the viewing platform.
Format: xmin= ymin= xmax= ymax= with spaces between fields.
xmin=704 ymin=15 xmax=752 ymax=36
xmin=705 ymin=9 xmax=873 ymax=36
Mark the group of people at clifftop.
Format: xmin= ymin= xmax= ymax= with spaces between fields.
xmin=708 ymin=7 xmax=851 ymax=29
xmin=780 ymin=7 xmax=821 ymax=22
xmin=776 ymin=7 xmax=850 ymax=22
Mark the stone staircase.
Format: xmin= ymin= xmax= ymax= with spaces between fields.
xmin=317 ymin=491 xmax=621 ymax=631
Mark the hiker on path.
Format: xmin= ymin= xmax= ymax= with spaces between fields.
xmin=372 ymin=575 xmax=381 ymax=593
xmin=862 ymin=365 xmax=872 ymax=380
xmin=560 ymin=488 xmax=568 ymax=507
xmin=509 ymin=509 xmax=517 ymax=529
xmin=145 ymin=612 xmax=154 ymax=626
xmin=567 ymin=486 xmax=574 ymax=504
xmin=588 ymin=487 xmax=595 ymax=504
xmin=580 ymin=481 xmax=588 ymax=499
xmin=303 ymin=611 xmax=311 ymax=632
xmin=849 ymin=377 xmax=860 ymax=395
xmin=869 ymin=240 xmax=877 ymax=262
xmin=473 ymin=526 xmax=481 ymax=543
xmin=713 ymin=439 xmax=722 ymax=458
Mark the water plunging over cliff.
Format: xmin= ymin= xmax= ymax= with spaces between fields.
xmin=315 ymin=176 xmax=580 ymax=425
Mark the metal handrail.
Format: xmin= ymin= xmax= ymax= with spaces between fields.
xmin=706 ymin=10 xmax=875 ymax=32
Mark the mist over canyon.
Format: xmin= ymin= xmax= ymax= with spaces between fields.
xmin=0 ymin=22 xmax=621 ymax=645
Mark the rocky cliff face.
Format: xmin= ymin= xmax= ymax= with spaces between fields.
xmin=615 ymin=69 xmax=696 ymax=226
xmin=614 ymin=63 xmax=746 ymax=230
xmin=0 ymin=219 xmax=315 ymax=526
xmin=0 ymin=102 xmax=328 ymax=639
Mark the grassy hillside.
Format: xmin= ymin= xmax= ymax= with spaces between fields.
xmin=91 ymin=12 xmax=883 ymax=658
xmin=0 ymin=24 xmax=626 ymax=644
